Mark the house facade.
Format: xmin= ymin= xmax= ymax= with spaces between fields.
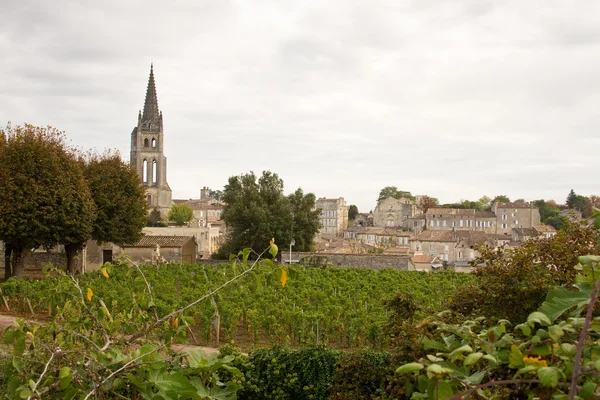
xmin=493 ymin=202 xmax=541 ymax=235
xmin=315 ymin=197 xmax=349 ymax=236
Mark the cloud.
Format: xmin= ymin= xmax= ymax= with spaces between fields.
xmin=0 ymin=0 xmax=598 ymax=212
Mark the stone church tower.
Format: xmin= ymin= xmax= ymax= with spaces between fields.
xmin=130 ymin=64 xmax=172 ymax=215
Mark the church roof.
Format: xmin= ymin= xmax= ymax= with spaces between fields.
xmin=142 ymin=64 xmax=160 ymax=122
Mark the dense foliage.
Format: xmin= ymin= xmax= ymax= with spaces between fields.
xmin=1 ymin=264 xmax=472 ymax=349
xmin=169 ymin=203 xmax=194 ymax=226
xmin=0 ymin=124 xmax=95 ymax=278
xmin=449 ymin=222 xmax=600 ymax=322
xmin=85 ymin=153 xmax=148 ymax=245
xmin=220 ymin=171 xmax=320 ymax=256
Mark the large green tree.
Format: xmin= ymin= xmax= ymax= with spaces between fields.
xmin=0 ymin=124 xmax=95 ymax=278
xmin=168 ymin=203 xmax=194 ymax=226
xmin=220 ymin=171 xmax=319 ymax=257
xmin=377 ymin=186 xmax=414 ymax=202
xmin=348 ymin=205 xmax=359 ymax=221
xmin=85 ymin=153 xmax=148 ymax=245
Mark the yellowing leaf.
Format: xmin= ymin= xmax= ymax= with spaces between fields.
xmin=86 ymin=287 xmax=93 ymax=302
xmin=270 ymin=238 xmax=275 ymax=245
xmin=172 ymin=317 xmax=179 ymax=329
xmin=280 ymin=268 xmax=288 ymax=287
xmin=101 ymin=268 xmax=110 ymax=279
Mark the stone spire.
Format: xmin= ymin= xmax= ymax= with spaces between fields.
xmin=141 ymin=63 xmax=160 ymax=122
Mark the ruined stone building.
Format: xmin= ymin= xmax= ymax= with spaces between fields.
xmin=130 ymin=64 xmax=172 ymax=215
xmin=372 ymin=196 xmax=420 ymax=228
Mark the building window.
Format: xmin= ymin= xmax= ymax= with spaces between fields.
xmin=502 ymin=214 xmax=507 ymax=220
xmin=152 ymin=138 xmax=157 ymax=148
xmin=444 ymin=245 xmax=449 ymax=252
xmin=452 ymin=221 xmax=456 ymax=227
xmin=146 ymin=195 xmax=152 ymax=205
xmin=152 ymin=160 xmax=157 ymax=184
xmin=144 ymin=138 xmax=149 ymax=147
xmin=502 ymin=223 xmax=507 ymax=229
xmin=142 ymin=159 xmax=148 ymax=183
xmin=429 ymin=243 xmax=436 ymax=252
xmin=443 ymin=220 xmax=446 ymax=227
xmin=458 ymin=251 xmax=462 ymax=258
xmin=459 ymin=220 xmax=464 ymax=227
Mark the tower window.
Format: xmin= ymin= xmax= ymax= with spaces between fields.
xmin=144 ymin=138 xmax=149 ymax=147
xmin=152 ymin=138 xmax=157 ymax=148
xmin=142 ymin=159 xmax=148 ymax=183
xmin=147 ymin=195 xmax=152 ymax=205
xmin=152 ymin=160 xmax=157 ymax=184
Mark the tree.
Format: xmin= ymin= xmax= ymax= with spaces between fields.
xmin=85 ymin=153 xmax=148 ymax=246
xmin=566 ymin=189 xmax=577 ymax=208
xmin=287 ymin=188 xmax=321 ymax=252
xmin=220 ymin=171 xmax=319 ymax=256
xmin=168 ymin=203 xmax=194 ymax=226
xmin=476 ymin=196 xmax=492 ymax=211
xmin=492 ymin=195 xmax=510 ymax=203
xmin=419 ymin=196 xmax=439 ymax=213
xmin=514 ymin=198 xmax=525 ymax=203
xmin=377 ymin=186 xmax=414 ymax=202
xmin=348 ymin=205 xmax=359 ymax=221
xmin=208 ymin=189 xmax=224 ymax=201
xmin=0 ymin=124 xmax=95 ymax=278
xmin=147 ymin=208 xmax=166 ymax=227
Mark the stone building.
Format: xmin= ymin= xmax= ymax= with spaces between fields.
xmin=425 ymin=208 xmax=496 ymax=233
xmin=493 ymin=202 xmax=541 ymax=235
xmin=122 ymin=236 xmax=196 ymax=264
xmin=130 ymin=64 xmax=172 ymax=215
xmin=315 ymin=197 xmax=349 ymax=236
xmin=373 ymin=197 xmax=420 ymax=228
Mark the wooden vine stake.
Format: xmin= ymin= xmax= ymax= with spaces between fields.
xmin=26 ymin=297 xmax=34 ymax=316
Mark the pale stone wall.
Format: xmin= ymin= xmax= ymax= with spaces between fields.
xmin=142 ymin=226 xmax=222 ymax=258
xmin=373 ymin=197 xmax=418 ymax=228
xmin=493 ymin=202 xmax=541 ymax=235
xmin=315 ymin=198 xmax=349 ymax=236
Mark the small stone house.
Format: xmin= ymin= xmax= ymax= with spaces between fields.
xmin=409 ymin=255 xmax=443 ymax=272
xmin=122 ymin=235 xmax=197 ymax=264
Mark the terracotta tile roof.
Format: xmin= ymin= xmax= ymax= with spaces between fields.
xmin=415 ymin=230 xmax=456 ymax=242
xmin=534 ymin=225 xmax=556 ymax=233
xmin=455 ymin=231 xmax=493 ymax=247
xmin=127 ymin=235 xmax=195 ymax=248
xmin=411 ymin=255 xmax=434 ymax=263
xmin=512 ymin=228 xmax=534 ymax=236
xmin=426 ymin=208 xmax=476 ymax=216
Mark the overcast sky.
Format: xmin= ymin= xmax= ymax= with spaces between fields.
xmin=1 ymin=0 xmax=599 ymax=212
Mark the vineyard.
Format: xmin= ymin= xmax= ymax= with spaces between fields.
xmin=0 ymin=261 xmax=473 ymax=349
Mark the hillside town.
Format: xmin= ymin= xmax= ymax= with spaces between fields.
xmin=0 ymin=65 xmax=583 ymax=274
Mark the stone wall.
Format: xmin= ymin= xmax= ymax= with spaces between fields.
xmin=281 ymin=252 xmax=409 ymax=271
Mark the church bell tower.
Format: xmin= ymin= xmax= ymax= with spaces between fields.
xmin=130 ymin=64 xmax=172 ymax=214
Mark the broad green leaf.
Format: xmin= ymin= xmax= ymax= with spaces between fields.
xmin=464 ymin=352 xmax=483 ymax=366
xmin=396 ymin=362 xmax=424 ymax=374
xmin=427 ymin=380 xmax=454 ymax=400
xmin=269 ymin=243 xmax=278 ymax=258
xmin=509 ymin=345 xmax=524 ymax=368
xmin=537 ymin=286 xmax=591 ymax=322
xmin=549 ymin=325 xmax=564 ymax=341
xmin=514 ymin=365 xmax=536 ymax=378
xmin=579 ymin=381 xmax=596 ymax=400
xmin=527 ymin=312 xmax=552 ymax=326
xmin=514 ymin=323 xmax=531 ymax=337
xmin=426 ymin=354 xmax=444 ymax=362
xmin=465 ymin=371 xmax=486 ymax=386
xmin=537 ymin=367 xmax=559 ymax=387
xmin=449 ymin=344 xmax=473 ymax=360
